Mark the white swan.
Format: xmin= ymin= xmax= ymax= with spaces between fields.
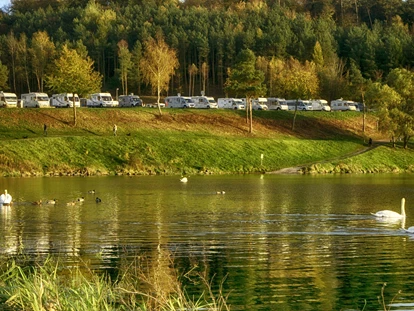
xmin=180 ymin=176 xmax=188 ymax=183
xmin=0 ymin=190 xmax=12 ymax=205
xmin=372 ymin=198 xmax=406 ymax=219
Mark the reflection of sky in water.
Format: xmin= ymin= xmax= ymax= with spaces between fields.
xmin=1 ymin=174 xmax=414 ymax=310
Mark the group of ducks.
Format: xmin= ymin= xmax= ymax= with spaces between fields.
xmin=372 ymin=197 xmax=414 ymax=233
xmin=31 ymin=190 xmax=102 ymax=206
xmin=0 ymin=189 xmax=102 ymax=207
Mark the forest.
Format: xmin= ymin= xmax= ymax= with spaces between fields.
xmin=0 ymin=0 xmax=413 ymax=102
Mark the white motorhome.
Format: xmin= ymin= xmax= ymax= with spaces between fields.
xmin=266 ymin=98 xmax=288 ymax=111
xmin=50 ymin=93 xmax=80 ymax=108
xmin=252 ymin=98 xmax=269 ymax=110
xmin=0 ymin=92 xmax=18 ymax=108
xmin=86 ymin=92 xmax=118 ymax=107
xmin=311 ymin=99 xmax=331 ymax=111
xmin=217 ymin=98 xmax=245 ymax=110
xmin=164 ymin=96 xmax=195 ymax=108
xmin=21 ymin=92 xmax=50 ymax=108
xmin=330 ymin=99 xmax=357 ymax=111
xmin=286 ymin=99 xmax=313 ymax=111
xmin=119 ymin=94 xmax=143 ymax=107
xmin=192 ymin=96 xmax=218 ymax=109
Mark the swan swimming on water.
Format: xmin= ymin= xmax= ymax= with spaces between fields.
xmin=372 ymin=198 xmax=406 ymax=219
xmin=0 ymin=190 xmax=12 ymax=205
xmin=180 ymin=176 xmax=188 ymax=183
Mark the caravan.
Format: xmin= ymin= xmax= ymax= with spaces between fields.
xmin=164 ymin=96 xmax=195 ymax=108
xmin=0 ymin=92 xmax=18 ymax=108
xmin=311 ymin=99 xmax=331 ymax=111
xmin=192 ymin=96 xmax=218 ymax=109
xmin=252 ymin=98 xmax=269 ymax=110
xmin=330 ymin=99 xmax=357 ymax=111
xmin=50 ymin=93 xmax=80 ymax=108
xmin=217 ymin=98 xmax=245 ymax=110
xmin=119 ymin=94 xmax=143 ymax=107
xmin=21 ymin=92 xmax=50 ymax=108
xmin=286 ymin=99 xmax=313 ymax=111
xmin=86 ymin=93 xmax=118 ymax=107
xmin=266 ymin=98 xmax=288 ymax=111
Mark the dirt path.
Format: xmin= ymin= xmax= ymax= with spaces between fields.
xmin=268 ymin=140 xmax=389 ymax=174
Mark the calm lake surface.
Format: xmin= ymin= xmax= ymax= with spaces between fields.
xmin=1 ymin=174 xmax=414 ymax=310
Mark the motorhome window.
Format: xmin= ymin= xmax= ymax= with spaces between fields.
xmin=102 ymin=96 xmax=112 ymax=101
xmin=208 ymin=99 xmax=215 ymax=103
xmin=38 ymin=96 xmax=49 ymax=101
xmin=5 ymin=96 xmax=16 ymax=101
xmin=185 ymin=98 xmax=195 ymax=103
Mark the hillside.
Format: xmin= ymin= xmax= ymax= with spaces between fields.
xmin=0 ymin=107 xmax=407 ymax=177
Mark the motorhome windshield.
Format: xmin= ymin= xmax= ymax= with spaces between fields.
xmin=37 ymin=96 xmax=49 ymax=101
xmin=185 ymin=98 xmax=195 ymax=103
xmin=208 ymin=99 xmax=216 ymax=103
xmin=102 ymin=96 xmax=113 ymax=101
xmin=5 ymin=96 xmax=17 ymax=101
xmin=131 ymin=97 xmax=140 ymax=102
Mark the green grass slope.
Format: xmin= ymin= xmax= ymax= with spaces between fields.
xmin=0 ymin=107 xmax=410 ymax=176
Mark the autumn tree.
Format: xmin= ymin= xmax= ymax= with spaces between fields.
xmin=117 ymin=40 xmax=133 ymax=95
xmin=30 ymin=31 xmax=55 ymax=92
xmin=271 ymin=57 xmax=319 ymax=130
xmin=45 ymin=44 xmax=102 ymax=125
xmin=224 ymin=49 xmax=266 ymax=133
xmin=383 ymin=68 xmax=414 ymax=148
xmin=140 ymin=35 xmax=179 ymax=115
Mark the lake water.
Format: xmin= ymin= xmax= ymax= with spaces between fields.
xmin=1 ymin=174 xmax=414 ymax=310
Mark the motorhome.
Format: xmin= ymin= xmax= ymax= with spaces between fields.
xmin=0 ymin=92 xmax=18 ymax=108
xmin=251 ymin=98 xmax=269 ymax=110
xmin=119 ymin=94 xmax=143 ymax=107
xmin=21 ymin=92 xmax=50 ymax=108
xmin=164 ymin=96 xmax=195 ymax=108
xmin=50 ymin=93 xmax=80 ymax=108
xmin=311 ymin=99 xmax=331 ymax=111
xmin=266 ymin=98 xmax=288 ymax=111
xmin=86 ymin=93 xmax=118 ymax=107
xmin=330 ymin=99 xmax=357 ymax=111
xmin=192 ymin=96 xmax=218 ymax=109
xmin=285 ymin=99 xmax=313 ymax=111
xmin=217 ymin=98 xmax=245 ymax=110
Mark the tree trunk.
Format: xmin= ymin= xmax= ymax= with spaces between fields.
xmin=292 ymin=99 xmax=298 ymax=131
xmin=249 ymin=99 xmax=253 ymax=133
xmin=157 ymin=83 xmax=162 ymax=116
xmin=73 ymin=93 xmax=77 ymax=126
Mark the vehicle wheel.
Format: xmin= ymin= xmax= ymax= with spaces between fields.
xmin=100 ymin=104 xmax=103 ymax=107
xmin=36 ymin=105 xmax=39 ymax=108
xmin=277 ymin=107 xmax=281 ymax=110
xmin=67 ymin=104 xmax=70 ymax=108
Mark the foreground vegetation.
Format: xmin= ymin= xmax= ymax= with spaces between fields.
xmin=1 ymin=107 xmax=414 ymax=176
xmin=0 ymin=254 xmax=229 ymax=311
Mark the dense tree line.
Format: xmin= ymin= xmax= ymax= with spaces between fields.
xmin=0 ymin=0 xmax=413 ymax=104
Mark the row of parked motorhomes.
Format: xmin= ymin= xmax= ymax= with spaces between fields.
xmin=0 ymin=91 xmax=363 ymax=112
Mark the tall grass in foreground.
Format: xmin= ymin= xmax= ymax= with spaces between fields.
xmin=0 ymin=253 xmax=230 ymax=311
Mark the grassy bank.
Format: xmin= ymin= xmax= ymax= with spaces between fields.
xmin=0 ymin=107 xmax=410 ymax=176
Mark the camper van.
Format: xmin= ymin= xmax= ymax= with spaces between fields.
xmin=50 ymin=93 xmax=80 ymax=108
xmin=86 ymin=93 xmax=118 ymax=107
xmin=311 ymin=99 xmax=331 ymax=111
xmin=192 ymin=96 xmax=218 ymax=109
xmin=330 ymin=99 xmax=357 ymax=111
xmin=119 ymin=94 xmax=143 ymax=107
xmin=217 ymin=98 xmax=245 ymax=110
xmin=286 ymin=99 xmax=313 ymax=111
xmin=266 ymin=98 xmax=288 ymax=111
xmin=21 ymin=92 xmax=50 ymax=108
xmin=0 ymin=92 xmax=18 ymax=108
xmin=164 ymin=96 xmax=195 ymax=108
xmin=252 ymin=98 xmax=269 ymax=110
